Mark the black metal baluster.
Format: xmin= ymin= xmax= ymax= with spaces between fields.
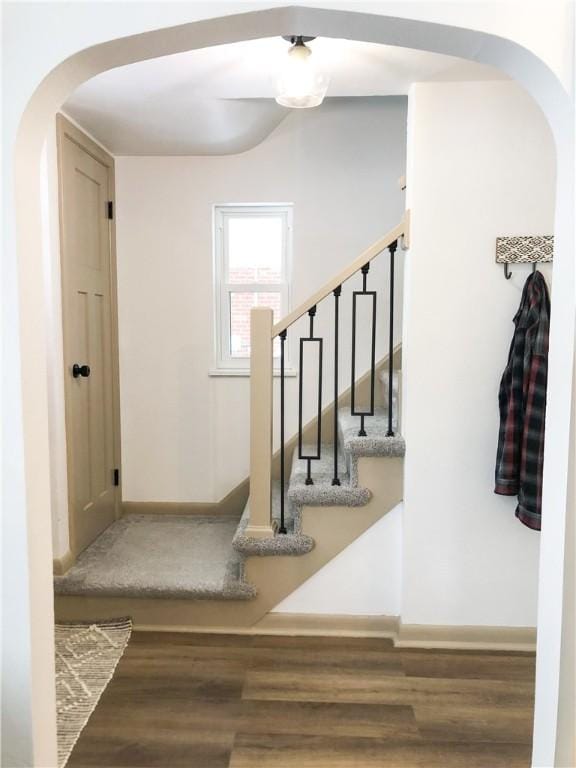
xmin=362 ymin=263 xmax=369 ymax=291
xmin=332 ymin=286 xmax=341 ymax=486
xmin=387 ymin=240 xmax=398 ymax=437
xmin=351 ymin=264 xmax=377 ymax=437
xmin=279 ymin=329 xmax=287 ymax=533
xmin=298 ymin=305 xmax=322 ymax=486
xmin=306 ymin=306 xmax=316 ymax=484
xmin=360 ymin=263 xmax=370 ymax=437
xmin=360 ymin=265 xmax=368 ymax=436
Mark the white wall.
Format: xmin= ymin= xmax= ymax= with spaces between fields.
xmin=402 ymin=81 xmax=555 ymax=628
xmin=115 ymin=98 xmax=407 ymax=503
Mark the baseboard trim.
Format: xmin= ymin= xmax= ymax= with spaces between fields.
xmin=255 ymin=613 xmax=399 ymax=638
xmin=122 ymin=501 xmax=236 ymax=516
xmin=132 ymin=612 xmax=536 ymax=651
xmin=395 ymin=622 xmax=537 ymax=652
xmin=122 ymin=480 xmax=249 ymax=519
xmin=53 ymin=550 xmax=75 ymax=575
xmin=132 ymin=614 xmax=399 ymax=638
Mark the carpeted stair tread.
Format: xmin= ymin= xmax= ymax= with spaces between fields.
xmin=54 ymin=514 xmax=256 ymax=600
xmin=339 ymin=407 xmax=406 ymax=458
xmin=233 ymin=482 xmax=314 ymax=556
xmin=288 ymin=444 xmax=371 ymax=506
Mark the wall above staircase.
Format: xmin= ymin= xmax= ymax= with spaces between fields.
xmin=115 ymin=97 xmax=407 ymax=505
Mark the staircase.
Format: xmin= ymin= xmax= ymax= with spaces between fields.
xmin=55 ymin=214 xmax=410 ymax=631
xmin=235 ymin=406 xmax=404 ymax=555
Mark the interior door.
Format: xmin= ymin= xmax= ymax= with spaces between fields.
xmin=57 ymin=114 xmax=121 ymax=558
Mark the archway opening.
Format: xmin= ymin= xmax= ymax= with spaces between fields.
xmin=10 ymin=8 xmax=574 ymax=767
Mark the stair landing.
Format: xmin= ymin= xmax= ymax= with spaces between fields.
xmin=54 ymin=513 xmax=255 ymax=600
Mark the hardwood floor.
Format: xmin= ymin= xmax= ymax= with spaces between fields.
xmin=68 ymin=631 xmax=535 ymax=768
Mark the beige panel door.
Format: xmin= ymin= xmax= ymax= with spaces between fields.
xmin=58 ymin=115 xmax=121 ymax=557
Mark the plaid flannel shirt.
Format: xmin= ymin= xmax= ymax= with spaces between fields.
xmin=494 ymin=271 xmax=550 ymax=530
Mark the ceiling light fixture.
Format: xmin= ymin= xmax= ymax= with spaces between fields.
xmin=275 ymin=36 xmax=329 ymax=109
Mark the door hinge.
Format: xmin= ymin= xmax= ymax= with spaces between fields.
xmin=107 ymin=201 xmax=114 ymax=220
xmin=113 ymin=468 xmax=120 ymax=486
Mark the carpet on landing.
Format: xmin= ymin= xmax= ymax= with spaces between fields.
xmin=54 ymin=513 xmax=253 ymax=599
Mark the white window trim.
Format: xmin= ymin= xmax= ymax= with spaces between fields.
xmin=211 ymin=203 xmax=295 ymax=376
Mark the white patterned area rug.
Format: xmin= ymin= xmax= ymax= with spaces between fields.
xmin=55 ymin=617 xmax=132 ymax=767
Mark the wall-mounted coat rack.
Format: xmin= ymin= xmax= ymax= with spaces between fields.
xmin=496 ymin=235 xmax=553 ymax=280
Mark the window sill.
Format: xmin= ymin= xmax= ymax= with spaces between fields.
xmin=209 ymin=367 xmax=298 ymax=378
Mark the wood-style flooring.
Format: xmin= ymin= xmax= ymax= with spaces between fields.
xmin=68 ymin=632 xmax=535 ymax=768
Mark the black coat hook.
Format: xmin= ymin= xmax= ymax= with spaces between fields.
xmin=503 ymin=262 xmax=539 ymax=279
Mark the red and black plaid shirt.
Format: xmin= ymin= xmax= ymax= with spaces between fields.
xmin=495 ymin=271 xmax=550 ymax=530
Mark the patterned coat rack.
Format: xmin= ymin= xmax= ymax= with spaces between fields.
xmin=496 ymin=235 xmax=554 ymax=280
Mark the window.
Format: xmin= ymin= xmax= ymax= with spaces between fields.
xmin=212 ymin=204 xmax=292 ymax=374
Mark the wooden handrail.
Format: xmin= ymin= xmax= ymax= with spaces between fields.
xmin=271 ymin=210 xmax=410 ymax=338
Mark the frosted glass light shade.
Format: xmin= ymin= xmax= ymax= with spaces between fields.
xmin=275 ymin=42 xmax=329 ymax=109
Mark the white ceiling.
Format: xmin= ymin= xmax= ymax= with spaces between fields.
xmin=64 ymin=37 xmax=505 ymax=155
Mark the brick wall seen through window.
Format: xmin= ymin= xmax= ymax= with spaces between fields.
xmin=214 ymin=205 xmax=291 ymax=369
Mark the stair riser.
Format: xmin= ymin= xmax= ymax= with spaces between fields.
xmin=300 ymin=457 xmax=403 ymax=540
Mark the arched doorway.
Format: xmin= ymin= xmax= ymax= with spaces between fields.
xmin=8 ymin=7 xmax=574 ymax=766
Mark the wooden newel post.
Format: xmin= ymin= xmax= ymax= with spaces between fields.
xmin=247 ymin=307 xmax=275 ymax=539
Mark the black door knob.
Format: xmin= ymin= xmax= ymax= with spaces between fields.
xmin=72 ymin=363 xmax=91 ymax=378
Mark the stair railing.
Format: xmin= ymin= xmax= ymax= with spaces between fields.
xmin=246 ymin=211 xmax=410 ymax=539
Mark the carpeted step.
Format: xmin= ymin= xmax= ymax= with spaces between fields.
xmin=339 ymin=407 xmax=406 ymax=485
xmin=54 ymin=513 xmax=256 ymax=601
xmin=339 ymin=408 xmax=406 ymax=457
xmin=232 ymin=481 xmax=314 ymax=556
xmin=288 ymin=444 xmax=371 ymax=506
